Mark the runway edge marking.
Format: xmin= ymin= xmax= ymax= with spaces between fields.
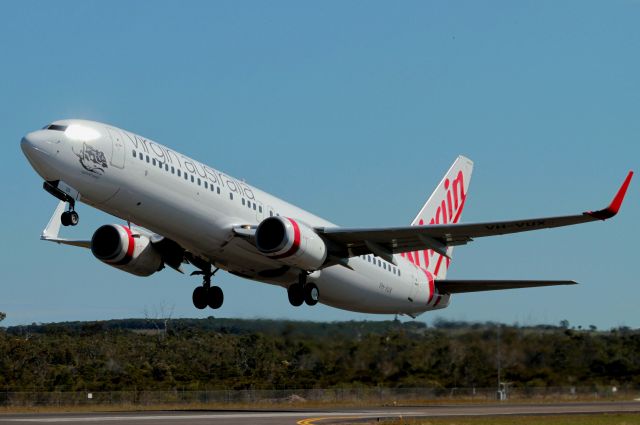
xmin=298 ymin=416 xmax=365 ymax=425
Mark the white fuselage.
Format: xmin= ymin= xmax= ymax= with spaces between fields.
xmin=21 ymin=119 xmax=450 ymax=316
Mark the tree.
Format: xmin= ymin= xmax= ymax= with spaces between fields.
xmin=0 ymin=311 xmax=5 ymax=323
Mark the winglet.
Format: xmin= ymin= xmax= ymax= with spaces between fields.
xmin=41 ymin=200 xmax=67 ymax=240
xmin=40 ymin=200 xmax=91 ymax=248
xmin=586 ymin=171 xmax=633 ymax=220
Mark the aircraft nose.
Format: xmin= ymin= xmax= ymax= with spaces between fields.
xmin=21 ymin=130 xmax=60 ymax=181
xmin=20 ymin=133 xmax=42 ymax=157
xmin=21 ymin=130 xmax=60 ymax=157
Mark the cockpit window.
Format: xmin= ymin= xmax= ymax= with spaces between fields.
xmin=46 ymin=124 xmax=68 ymax=131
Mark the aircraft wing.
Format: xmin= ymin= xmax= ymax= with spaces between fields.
xmin=434 ymin=279 xmax=577 ymax=294
xmin=317 ymin=171 xmax=633 ymax=260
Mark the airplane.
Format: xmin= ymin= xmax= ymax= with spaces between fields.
xmin=21 ymin=119 xmax=633 ymax=317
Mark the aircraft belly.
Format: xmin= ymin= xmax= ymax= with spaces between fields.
xmin=209 ymin=239 xmax=299 ymax=285
xmin=95 ymin=184 xmax=227 ymax=255
xmin=316 ymin=265 xmax=416 ymax=314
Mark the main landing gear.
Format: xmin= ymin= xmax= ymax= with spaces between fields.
xmin=287 ymin=274 xmax=319 ymax=307
xmin=191 ymin=267 xmax=223 ymax=310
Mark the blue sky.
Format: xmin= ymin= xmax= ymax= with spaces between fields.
xmin=1 ymin=1 xmax=638 ymax=329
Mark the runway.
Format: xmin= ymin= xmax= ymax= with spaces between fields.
xmin=1 ymin=401 xmax=639 ymax=424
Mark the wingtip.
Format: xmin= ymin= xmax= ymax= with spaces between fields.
xmin=586 ymin=170 xmax=633 ymax=220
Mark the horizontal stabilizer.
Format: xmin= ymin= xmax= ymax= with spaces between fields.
xmin=435 ymin=279 xmax=577 ymax=294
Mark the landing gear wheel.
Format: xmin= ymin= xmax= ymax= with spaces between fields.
xmin=207 ymin=286 xmax=224 ymax=309
xmin=191 ymin=266 xmax=222 ymax=310
xmin=287 ymin=283 xmax=304 ymax=307
xmin=304 ymin=283 xmax=319 ymax=306
xmin=68 ymin=211 xmax=79 ymax=226
xmin=60 ymin=211 xmax=71 ymax=227
xmin=192 ymin=286 xmax=208 ymax=310
xmin=60 ymin=210 xmax=79 ymax=227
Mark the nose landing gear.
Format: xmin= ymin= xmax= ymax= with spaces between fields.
xmin=60 ymin=208 xmax=79 ymax=227
xmin=43 ymin=181 xmax=80 ymax=227
xmin=191 ymin=267 xmax=223 ymax=310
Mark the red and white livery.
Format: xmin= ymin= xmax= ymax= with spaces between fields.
xmin=21 ymin=120 xmax=633 ymax=316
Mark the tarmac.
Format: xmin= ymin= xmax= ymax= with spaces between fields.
xmin=1 ymin=401 xmax=639 ymax=424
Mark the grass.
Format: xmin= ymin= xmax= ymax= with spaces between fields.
xmin=379 ymin=413 xmax=640 ymax=425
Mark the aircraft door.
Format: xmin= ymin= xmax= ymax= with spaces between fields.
xmin=106 ymin=127 xmax=126 ymax=169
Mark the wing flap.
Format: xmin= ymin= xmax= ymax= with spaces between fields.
xmin=435 ymin=279 xmax=577 ymax=294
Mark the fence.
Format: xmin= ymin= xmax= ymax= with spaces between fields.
xmin=0 ymin=386 xmax=635 ymax=408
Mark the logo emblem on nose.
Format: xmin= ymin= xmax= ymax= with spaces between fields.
xmin=73 ymin=142 xmax=108 ymax=175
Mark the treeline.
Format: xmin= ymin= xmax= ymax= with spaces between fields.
xmin=0 ymin=318 xmax=638 ymax=391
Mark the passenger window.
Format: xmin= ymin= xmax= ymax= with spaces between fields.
xmin=204 ymin=181 xmax=208 ymax=189
xmin=259 ymin=206 xmax=262 ymax=213
xmin=171 ymin=166 xmax=175 ymax=174
xmin=242 ymin=198 xmax=245 ymax=206
xmin=184 ymin=172 xmax=188 ymax=180
xmin=152 ymin=159 xmax=156 ymax=166
xmin=146 ymin=155 xmax=150 ymax=163
xmin=253 ymin=203 xmax=256 ymax=210
xmin=190 ymin=175 xmax=194 ymax=182
xmin=139 ymin=152 xmax=143 ymax=160
xmin=177 ymin=169 xmax=181 ymax=177
xmin=132 ymin=150 xmax=136 ymax=157
xmin=229 ymin=192 xmax=233 ymax=200
xmin=217 ymin=187 xmax=221 ymax=194
xmin=165 ymin=164 xmax=169 ymax=171
xmin=269 ymin=211 xmax=273 ymax=217
xmin=197 ymin=178 xmax=201 ymax=186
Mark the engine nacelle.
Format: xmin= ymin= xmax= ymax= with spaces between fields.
xmin=255 ymin=216 xmax=328 ymax=271
xmin=91 ymin=224 xmax=163 ymax=277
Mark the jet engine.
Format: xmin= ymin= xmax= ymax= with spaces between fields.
xmin=255 ymin=216 xmax=328 ymax=270
xmin=91 ymin=224 xmax=163 ymax=276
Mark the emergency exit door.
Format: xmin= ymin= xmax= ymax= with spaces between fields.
xmin=106 ymin=127 xmax=126 ymax=169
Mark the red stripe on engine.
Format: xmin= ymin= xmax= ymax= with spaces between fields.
xmin=115 ymin=225 xmax=135 ymax=265
xmin=271 ymin=218 xmax=301 ymax=259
